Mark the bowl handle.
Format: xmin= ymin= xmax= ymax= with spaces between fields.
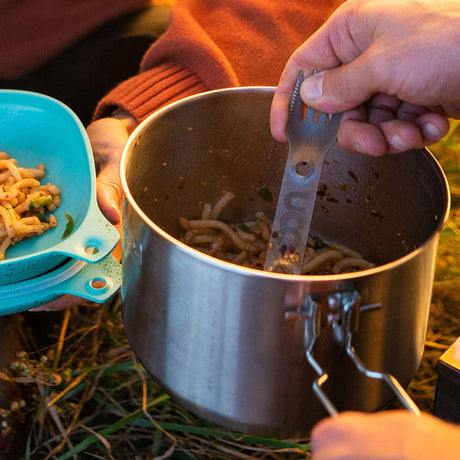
xmin=57 ymin=204 xmax=120 ymax=263
xmin=0 ymin=255 xmax=121 ymax=315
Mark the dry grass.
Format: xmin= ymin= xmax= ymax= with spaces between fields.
xmin=3 ymin=298 xmax=312 ymax=459
xmin=405 ymin=120 xmax=460 ymax=412
xmin=1 ymin=123 xmax=459 ymax=459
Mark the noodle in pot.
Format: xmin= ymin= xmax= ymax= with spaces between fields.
xmin=0 ymin=152 xmax=61 ymax=260
xmin=179 ymin=191 xmax=375 ymax=275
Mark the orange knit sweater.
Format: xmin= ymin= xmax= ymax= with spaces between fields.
xmin=94 ymin=0 xmax=344 ymax=122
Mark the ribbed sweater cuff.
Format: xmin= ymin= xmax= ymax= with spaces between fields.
xmin=93 ymin=63 xmax=208 ymax=122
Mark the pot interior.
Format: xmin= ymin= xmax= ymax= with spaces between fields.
xmin=123 ymin=87 xmax=448 ymax=266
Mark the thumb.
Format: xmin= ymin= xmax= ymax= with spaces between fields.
xmin=96 ymin=161 xmax=122 ymax=225
xmin=300 ymin=61 xmax=376 ymax=113
xmin=96 ymin=170 xmax=123 ymax=262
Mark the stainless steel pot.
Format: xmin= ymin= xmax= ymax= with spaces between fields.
xmin=120 ymin=87 xmax=450 ymax=436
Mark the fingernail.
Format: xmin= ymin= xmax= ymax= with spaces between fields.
xmin=110 ymin=199 xmax=122 ymax=224
xmin=112 ymin=200 xmax=121 ymax=216
xmin=422 ymin=122 xmax=443 ymax=140
xmin=301 ymin=72 xmax=324 ymax=100
xmin=352 ymin=141 xmax=367 ymax=155
xmin=390 ymin=134 xmax=411 ymax=151
xmin=30 ymin=306 xmax=50 ymax=312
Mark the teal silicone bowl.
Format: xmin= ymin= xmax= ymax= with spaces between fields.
xmin=0 ymin=90 xmax=119 ymax=285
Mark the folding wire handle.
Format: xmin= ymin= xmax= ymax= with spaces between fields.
xmin=294 ymin=291 xmax=421 ymax=417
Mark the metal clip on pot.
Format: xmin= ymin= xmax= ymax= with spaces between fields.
xmin=295 ymin=291 xmax=421 ymax=417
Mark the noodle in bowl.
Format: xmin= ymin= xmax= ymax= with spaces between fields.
xmin=120 ymin=87 xmax=449 ymax=436
xmin=0 ymin=152 xmax=61 ymax=260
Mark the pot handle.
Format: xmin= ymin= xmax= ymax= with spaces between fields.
xmin=302 ymin=291 xmax=421 ymax=417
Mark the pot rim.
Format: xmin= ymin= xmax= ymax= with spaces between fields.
xmin=120 ymin=86 xmax=451 ymax=282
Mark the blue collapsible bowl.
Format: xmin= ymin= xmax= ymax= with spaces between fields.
xmin=0 ymin=90 xmax=120 ymax=285
xmin=0 ymin=255 xmax=122 ymax=315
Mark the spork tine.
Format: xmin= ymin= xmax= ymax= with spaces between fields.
xmin=264 ymin=71 xmax=343 ymax=274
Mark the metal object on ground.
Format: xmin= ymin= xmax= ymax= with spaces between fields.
xmin=434 ymin=336 xmax=460 ymax=423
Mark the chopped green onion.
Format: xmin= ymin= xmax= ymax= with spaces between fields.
xmin=256 ymin=185 xmax=273 ymax=203
xmin=34 ymin=211 xmax=48 ymax=223
xmin=29 ymin=195 xmax=53 ymax=208
xmin=62 ymin=213 xmax=75 ymax=239
xmin=28 ymin=203 xmax=48 ymax=222
xmin=311 ymin=234 xmax=328 ymax=249
xmin=237 ymin=222 xmax=250 ymax=233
